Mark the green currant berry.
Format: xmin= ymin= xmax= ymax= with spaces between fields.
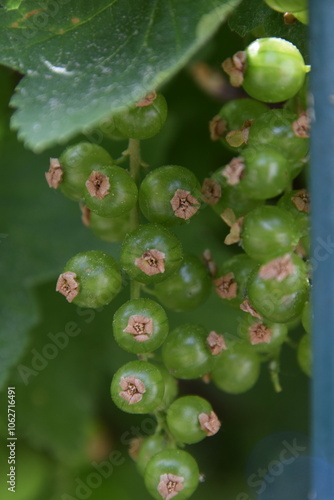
xmin=110 ymin=360 xmax=164 ymax=414
xmin=83 ymin=165 xmax=138 ymax=217
xmin=139 ymin=165 xmax=202 ymax=225
xmin=137 ymin=434 xmax=170 ymax=476
xmin=56 ymin=250 xmax=122 ymax=308
xmin=144 ymin=449 xmax=199 ymax=500
xmin=211 ymin=98 xmax=268 ymax=150
xmin=264 ymin=0 xmax=308 ymax=23
xmin=238 ymin=314 xmax=288 ymax=354
xmin=89 ymin=209 xmax=134 ymax=243
xmin=241 ymin=206 xmax=301 ymax=262
xmin=247 ymin=109 xmax=309 ymax=165
xmin=156 ymin=365 xmax=179 ymax=410
xmin=120 ymin=224 xmax=183 ymax=284
xmin=99 ymin=115 xmax=127 ymax=141
xmin=211 ymin=344 xmax=261 ymax=394
xmin=243 ymin=38 xmax=308 ymax=103
xmin=215 ymin=254 xmax=257 ymax=308
xmin=114 ymin=92 xmax=167 ymax=140
xmin=112 ymin=298 xmax=169 ymax=354
xmin=247 ymin=253 xmax=309 ymax=323
xmin=154 ymin=253 xmax=212 ymax=312
xmin=162 ymin=324 xmax=213 ymax=379
xmin=301 ymin=300 xmax=311 ymax=334
xmin=166 ymin=395 xmax=221 ymax=444
xmin=222 ymin=146 xmax=290 ymax=200
xmin=277 ymin=189 xmax=310 ymax=236
xmin=297 ymin=333 xmax=312 ymax=376
xmin=54 ymin=143 xmax=112 ymax=201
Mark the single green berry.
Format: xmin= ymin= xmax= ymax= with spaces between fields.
xmin=120 ymin=224 xmax=183 ymax=284
xmin=56 ymin=250 xmax=122 ymax=308
xmin=144 ymin=449 xmax=200 ymax=500
xmin=162 ymin=323 xmax=213 ymax=379
xmin=241 ymin=206 xmax=301 ymax=262
xmin=136 ymin=434 xmax=170 ymax=476
xmin=114 ymin=92 xmax=168 ymax=140
xmin=113 ymin=298 xmax=169 ymax=354
xmin=297 ymin=333 xmax=312 ymax=376
xmin=215 ymin=254 xmax=257 ymax=308
xmin=166 ymin=395 xmax=221 ymax=444
xmin=154 ymin=253 xmax=212 ymax=311
xmin=110 ymin=360 xmax=164 ymax=414
xmin=238 ymin=314 xmax=288 ymax=354
xmin=277 ymin=189 xmax=310 ymax=236
xmin=83 ymin=165 xmax=138 ymax=217
xmin=89 ymin=209 xmax=134 ymax=242
xmin=211 ymin=345 xmax=261 ymax=394
xmin=139 ymin=165 xmax=202 ymax=225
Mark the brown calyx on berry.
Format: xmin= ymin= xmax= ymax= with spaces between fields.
xmin=201 ymin=249 xmax=218 ymax=277
xmin=56 ymin=271 xmax=79 ymax=303
xmin=45 ymin=158 xmax=63 ymax=189
xmin=259 ymin=254 xmax=295 ymax=282
xmin=206 ymin=331 xmax=227 ymax=355
xmin=215 ymin=273 xmax=237 ymax=300
xmin=136 ymin=90 xmax=157 ymax=107
xmin=158 ymin=473 xmax=184 ymax=500
xmin=222 ymin=51 xmax=246 ymax=87
xmin=170 ymin=189 xmax=200 ymax=220
xmin=135 ymin=249 xmax=165 ymax=276
xmin=80 ymin=204 xmax=91 ymax=227
xmin=284 ymin=12 xmax=297 ymax=24
xmin=119 ymin=376 xmax=146 ymax=405
xmin=225 ymin=217 xmax=244 ymax=245
xmin=240 ymin=299 xmax=262 ymax=319
xmin=291 ymin=189 xmax=310 ymax=213
xmin=86 ymin=171 xmax=110 ymax=200
xmin=201 ymin=178 xmax=221 ymax=205
xmin=222 ymin=157 xmax=245 ymax=186
xmin=198 ymin=411 xmax=221 ymax=436
xmin=292 ymin=112 xmax=311 ymax=138
xmin=209 ymin=115 xmax=227 ymax=141
xmin=123 ymin=314 xmax=153 ymax=342
xmin=249 ymin=322 xmax=272 ymax=345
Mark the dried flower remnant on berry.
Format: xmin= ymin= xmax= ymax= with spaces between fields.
xmin=86 ymin=171 xmax=110 ymax=200
xmin=249 ymin=322 xmax=272 ymax=345
xmin=119 ymin=376 xmax=146 ymax=405
xmin=209 ymin=115 xmax=227 ymax=141
xmin=136 ymin=90 xmax=157 ymax=107
xmin=170 ymin=189 xmax=200 ymax=220
xmin=45 ymin=158 xmax=63 ymax=189
xmin=135 ymin=249 xmax=166 ymax=276
xmin=202 ymin=249 xmax=218 ymax=277
xmin=56 ymin=271 xmax=79 ymax=302
xmin=206 ymin=331 xmax=227 ymax=355
xmin=201 ymin=178 xmax=221 ymax=205
xmin=222 ymin=157 xmax=245 ymax=186
xmin=158 ymin=473 xmax=184 ymax=500
xmin=259 ymin=254 xmax=295 ymax=282
xmin=292 ymin=112 xmax=311 ymax=138
xmin=284 ymin=12 xmax=297 ymax=24
xmin=224 ymin=217 xmax=244 ymax=245
xmin=222 ymin=51 xmax=246 ymax=87
xmin=198 ymin=411 xmax=221 ymax=436
xmin=215 ymin=273 xmax=237 ymax=300
xmin=80 ymin=204 xmax=91 ymax=227
xmin=291 ymin=189 xmax=310 ymax=213
xmin=240 ymin=299 xmax=262 ymax=319
xmin=123 ymin=314 xmax=153 ymax=342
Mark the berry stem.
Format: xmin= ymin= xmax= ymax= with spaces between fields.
xmin=129 ymin=138 xmax=141 ymax=184
xmin=130 ymin=279 xmax=141 ymax=300
xmin=268 ymin=357 xmax=282 ymax=393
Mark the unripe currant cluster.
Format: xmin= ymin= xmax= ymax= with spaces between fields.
xmin=45 ymin=33 xmax=312 ymax=500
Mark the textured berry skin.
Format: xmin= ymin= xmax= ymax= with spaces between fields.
xmin=84 ymin=165 xmax=138 ymax=217
xmin=154 ymin=253 xmax=212 ymax=311
xmin=297 ymin=333 xmax=312 ymax=376
xmin=248 ymin=109 xmax=309 ymax=164
xmin=241 ymin=206 xmax=300 ymax=262
xmin=243 ymin=38 xmax=307 ymax=103
xmin=215 ymin=254 xmax=257 ymax=308
xmin=144 ymin=449 xmax=199 ymax=500
xmin=62 ymin=251 xmax=122 ymax=308
xmin=238 ymin=146 xmax=290 ymax=200
xmin=137 ymin=434 xmax=170 ymax=476
xmin=166 ymin=396 xmax=216 ymax=444
xmin=110 ymin=361 xmax=164 ymax=414
xmin=120 ymin=224 xmax=183 ymax=284
xmin=89 ymin=210 xmax=133 ymax=242
xmin=211 ymin=345 xmax=261 ymax=394
xmin=238 ymin=314 xmax=288 ymax=354
xmin=114 ymin=93 xmax=168 ymax=140
xmin=247 ymin=253 xmax=309 ymax=323
xmin=162 ymin=324 xmax=213 ymax=379
xmin=139 ymin=165 xmax=202 ymax=225
xmin=59 ymin=143 xmax=113 ymax=201
xmin=112 ymin=298 xmax=169 ymax=354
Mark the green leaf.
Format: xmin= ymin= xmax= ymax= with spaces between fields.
xmin=0 ymin=0 xmax=240 ymax=152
